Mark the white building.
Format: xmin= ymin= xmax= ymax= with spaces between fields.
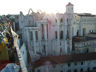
xmin=17 ymin=2 xmax=96 ymax=72
xmin=34 ymin=53 xmax=96 ymax=72
xmin=18 ymin=2 xmax=74 ymax=59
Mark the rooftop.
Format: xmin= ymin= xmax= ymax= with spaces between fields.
xmin=33 ymin=52 xmax=96 ymax=68
xmin=73 ymin=34 xmax=96 ymax=42
xmin=77 ymin=13 xmax=96 ymax=17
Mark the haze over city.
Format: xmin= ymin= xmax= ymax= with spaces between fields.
xmin=0 ymin=0 xmax=96 ymax=15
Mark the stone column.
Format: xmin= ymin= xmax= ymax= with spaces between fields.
xmin=79 ymin=21 xmax=83 ymax=36
xmin=63 ymin=17 xmax=67 ymax=54
xmin=57 ymin=18 xmax=60 ymax=55
xmin=26 ymin=29 xmax=30 ymax=47
xmin=69 ymin=17 xmax=73 ymax=53
xmin=38 ymin=30 xmax=42 ymax=54
xmin=44 ymin=24 xmax=47 ymax=56
xmin=26 ymin=28 xmax=33 ymax=61
xmin=69 ymin=24 xmax=72 ymax=53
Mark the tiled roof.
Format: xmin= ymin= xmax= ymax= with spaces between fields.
xmin=0 ymin=60 xmax=9 ymax=70
xmin=33 ymin=52 xmax=96 ymax=68
xmin=73 ymin=36 xmax=96 ymax=42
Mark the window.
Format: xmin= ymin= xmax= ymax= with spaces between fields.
xmin=55 ymin=18 xmax=57 ymax=23
xmin=37 ymin=69 xmax=40 ymax=72
xmin=74 ymin=62 xmax=77 ymax=65
xmin=60 ymin=31 xmax=63 ymax=39
xmin=47 ymin=24 xmax=48 ymax=39
xmin=93 ymin=67 xmax=96 ymax=70
xmin=52 ymin=65 xmax=56 ymax=68
xmin=74 ymin=69 xmax=77 ymax=72
xmin=72 ymin=7 xmax=73 ymax=10
xmin=60 ymin=18 xmax=63 ymax=23
xmin=55 ymin=31 xmax=57 ymax=39
xmin=35 ymin=31 xmax=38 ymax=41
xmin=81 ymin=62 xmax=83 ymax=65
xmin=60 ymin=48 xmax=62 ymax=55
xmin=77 ymin=30 xmax=79 ymax=36
xmin=60 ymin=70 xmax=63 ymax=72
xmin=43 ymin=45 xmax=46 ymax=53
xmin=86 ymin=49 xmax=89 ymax=53
xmin=67 ymin=29 xmax=69 ymax=39
xmin=67 ymin=69 xmax=71 ymax=72
xmin=83 ymin=28 xmax=86 ymax=36
xmin=80 ymin=68 xmax=83 ymax=72
xmin=30 ymin=31 xmax=33 ymax=41
xmin=41 ymin=24 xmax=44 ymax=40
xmin=68 ymin=63 xmax=70 ymax=67
xmin=87 ymin=67 xmax=90 ymax=72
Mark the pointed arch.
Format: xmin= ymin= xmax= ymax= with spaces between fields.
xmin=28 ymin=8 xmax=34 ymax=15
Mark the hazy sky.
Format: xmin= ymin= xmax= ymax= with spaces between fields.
xmin=0 ymin=0 xmax=96 ymax=15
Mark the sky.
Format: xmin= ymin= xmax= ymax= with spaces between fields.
xmin=0 ymin=0 xmax=96 ymax=15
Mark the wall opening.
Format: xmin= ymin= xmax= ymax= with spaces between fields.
xmin=83 ymin=28 xmax=86 ymax=36
xmin=80 ymin=68 xmax=83 ymax=72
xmin=60 ymin=31 xmax=63 ymax=39
xmin=41 ymin=24 xmax=44 ymax=40
xmin=35 ymin=31 xmax=38 ymax=41
xmin=74 ymin=69 xmax=77 ymax=72
xmin=30 ymin=31 xmax=33 ymax=41
xmin=55 ymin=31 xmax=57 ymax=39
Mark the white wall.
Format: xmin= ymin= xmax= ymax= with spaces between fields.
xmin=35 ymin=60 xmax=96 ymax=72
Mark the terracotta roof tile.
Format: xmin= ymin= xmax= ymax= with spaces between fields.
xmin=33 ymin=52 xmax=96 ymax=68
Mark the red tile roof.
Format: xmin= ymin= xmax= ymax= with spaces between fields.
xmin=0 ymin=60 xmax=9 ymax=70
xmin=33 ymin=52 xmax=96 ymax=68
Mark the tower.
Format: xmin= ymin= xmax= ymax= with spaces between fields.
xmin=66 ymin=2 xmax=74 ymax=14
xmin=66 ymin=2 xmax=74 ymax=53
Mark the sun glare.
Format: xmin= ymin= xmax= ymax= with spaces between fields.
xmin=0 ymin=0 xmax=96 ymax=14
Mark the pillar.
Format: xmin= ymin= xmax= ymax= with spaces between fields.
xmin=79 ymin=20 xmax=83 ymax=36
xmin=64 ymin=17 xmax=67 ymax=54
xmin=44 ymin=24 xmax=47 ymax=56
xmin=57 ymin=18 xmax=60 ymax=55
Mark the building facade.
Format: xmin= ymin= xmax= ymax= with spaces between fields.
xmin=17 ymin=2 xmax=96 ymax=72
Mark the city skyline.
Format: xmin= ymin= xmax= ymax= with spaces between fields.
xmin=0 ymin=0 xmax=96 ymax=15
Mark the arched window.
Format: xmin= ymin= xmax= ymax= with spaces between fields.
xmin=80 ymin=68 xmax=83 ymax=72
xmin=81 ymin=62 xmax=83 ymax=65
xmin=37 ymin=69 xmax=40 ymax=72
xmin=60 ymin=31 xmax=63 ymax=39
xmin=43 ymin=45 xmax=46 ymax=53
xmin=60 ymin=18 xmax=63 ymax=23
xmin=55 ymin=18 xmax=57 ymax=23
xmin=74 ymin=69 xmax=77 ymax=72
xmin=35 ymin=31 xmax=38 ymax=41
xmin=68 ymin=63 xmax=70 ymax=67
xmin=87 ymin=67 xmax=90 ymax=72
xmin=67 ymin=69 xmax=71 ymax=72
xmin=41 ymin=24 xmax=44 ymax=39
xmin=30 ymin=31 xmax=33 ymax=41
xmin=55 ymin=31 xmax=57 ymax=39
